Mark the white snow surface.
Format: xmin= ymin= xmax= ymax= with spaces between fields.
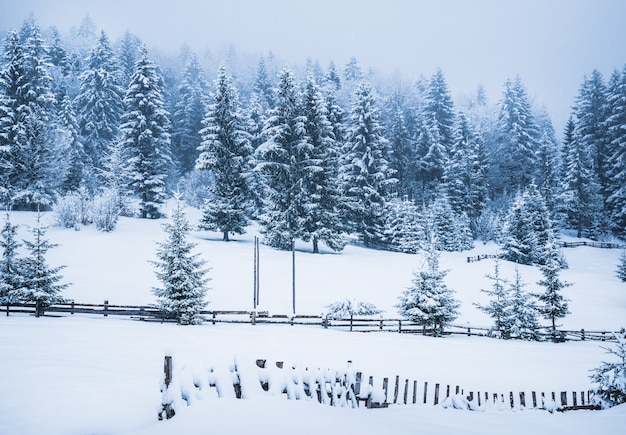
xmin=1 ymin=206 xmax=625 ymax=434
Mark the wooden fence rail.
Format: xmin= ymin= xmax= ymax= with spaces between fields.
xmin=159 ymin=355 xmax=598 ymax=420
xmin=2 ymin=302 xmax=619 ymax=342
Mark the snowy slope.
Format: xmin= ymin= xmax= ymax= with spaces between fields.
xmin=1 ymin=207 xmax=625 ymax=434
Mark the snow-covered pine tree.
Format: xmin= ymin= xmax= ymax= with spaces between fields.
xmin=396 ymin=242 xmax=460 ymax=336
xmin=0 ymin=213 xmax=21 ymax=305
xmin=0 ymin=21 xmax=63 ymax=210
xmin=57 ymin=94 xmax=87 ymax=193
xmin=426 ymin=189 xmax=473 ymax=252
xmin=171 ymin=54 xmax=209 ymax=174
xmin=605 ymin=66 xmax=626 ymax=237
xmin=535 ymin=110 xmax=562 ymax=219
xmin=300 ymin=76 xmax=345 ymax=253
xmin=16 ymin=212 xmax=70 ymax=317
xmin=382 ymin=196 xmax=423 ymax=254
xmin=474 ymin=259 xmax=512 ymax=338
xmin=152 ymin=196 xmax=210 ymax=325
xmin=590 ymin=331 xmax=626 ymax=408
xmin=446 ymin=112 xmax=488 ymax=232
xmin=616 ymin=250 xmax=626 ymax=282
xmin=507 ymin=267 xmax=541 ymax=340
xmin=340 ymin=80 xmax=395 ymax=247
xmin=254 ymin=67 xmax=307 ymax=250
xmin=536 ymin=237 xmax=571 ymax=340
xmin=120 ymin=46 xmax=172 ymax=219
xmin=196 ymin=65 xmax=252 ymax=241
xmin=325 ymin=61 xmax=341 ymax=91
xmin=75 ymin=30 xmax=124 ymax=170
xmin=491 ymin=76 xmax=540 ymax=195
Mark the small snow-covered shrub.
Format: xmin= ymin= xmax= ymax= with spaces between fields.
xmin=617 ymin=250 xmax=626 ymax=282
xmin=590 ymin=330 xmax=626 ymax=408
xmin=325 ymin=299 xmax=382 ymax=319
xmin=54 ymin=192 xmax=84 ymax=229
xmin=92 ymin=188 xmax=120 ymax=232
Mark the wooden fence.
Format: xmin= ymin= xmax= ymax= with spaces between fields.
xmin=159 ymin=355 xmax=598 ymax=420
xmin=2 ymin=302 xmax=619 ymax=343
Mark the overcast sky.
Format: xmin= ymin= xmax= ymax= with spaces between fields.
xmin=1 ymin=0 xmax=626 ymax=134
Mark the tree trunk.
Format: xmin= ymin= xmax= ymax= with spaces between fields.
xmin=223 ymin=231 xmax=230 ymax=242
xmin=313 ymin=236 xmax=319 ymax=254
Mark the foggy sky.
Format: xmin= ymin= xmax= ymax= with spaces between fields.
xmin=1 ymin=0 xmax=626 ymax=134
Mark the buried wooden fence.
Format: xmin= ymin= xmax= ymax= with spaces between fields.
xmin=158 ymin=355 xmax=598 ymax=420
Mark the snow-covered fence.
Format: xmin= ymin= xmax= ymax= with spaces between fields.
xmin=158 ymin=355 xmax=598 ymax=420
xmin=557 ymin=240 xmax=625 ymax=249
xmin=466 ymin=254 xmax=499 ymax=263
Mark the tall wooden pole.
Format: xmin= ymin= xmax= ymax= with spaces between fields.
xmin=256 ymin=236 xmax=260 ymax=306
xmin=253 ymin=236 xmax=257 ymax=309
xmin=292 ymin=238 xmax=296 ymax=315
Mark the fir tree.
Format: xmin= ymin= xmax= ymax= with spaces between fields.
xmin=299 ymin=76 xmax=345 ymax=253
xmin=120 ymin=47 xmax=172 ymax=218
xmin=340 ymin=81 xmax=395 ymax=247
xmin=508 ymin=267 xmax=541 ymax=340
xmin=152 ymin=197 xmax=209 ymax=325
xmin=382 ymin=196 xmax=423 ymax=254
xmin=196 ymin=65 xmax=252 ymax=241
xmin=396 ymin=243 xmax=460 ymax=336
xmin=589 ymin=331 xmax=626 ymax=408
xmin=0 ymin=213 xmax=21 ymax=305
xmin=536 ymin=237 xmax=571 ymax=340
xmin=605 ymin=66 xmax=626 ymax=237
xmin=15 ymin=213 xmax=70 ymax=317
xmin=171 ymin=54 xmax=209 ymax=174
xmin=254 ymin=67 xmax=307 ymax=250
xmin=75 ymin=30 xmax=124 ymax=170
xmin=474 ymin=259 xmax=512 ymax=338
xmin=616 ymin=250 xmax=626 ymax=283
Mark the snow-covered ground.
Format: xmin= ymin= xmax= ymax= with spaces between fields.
xmin=0 ymin=206 xmax=624 ymax=434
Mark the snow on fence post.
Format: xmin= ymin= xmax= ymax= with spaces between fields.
xmin=393 ymin=376 xmax=400 ymax=403
xmin=159 ymin=355 xmax=175 ymax=420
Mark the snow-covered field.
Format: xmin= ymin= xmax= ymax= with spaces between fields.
xmin=0 ymin=205 xmax=624 ymax=434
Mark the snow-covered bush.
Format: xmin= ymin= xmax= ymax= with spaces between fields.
xmin=92 ymin=188 xmax=120 ymax=232
xmin=54 ymin=188 xmax=91 ymax=229
xmin=325 ymin=299 xmax=382 ymax=319
xmin=590 ymin=330 xmax=626 ymax=408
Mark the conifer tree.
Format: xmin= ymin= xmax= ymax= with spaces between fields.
xmin=474 ymin=259 xmax=511 ymax=338
xmin=300 ymin=76 xmax=345 ymax=252
xmin=196 ymin=65 xmax=252 ymax=241
xmin=340 ymin=81 xmax=395 ymax=247
xmin=15 ymin=213 xmax=70 ymax=317
xmin=75 ymin=30 xmax=124 ymax=170
xmin=507 ymin=267 xmax=541 ymax=340
xmin=254 ymin=67 xmax=307 ymax=249
xmin=605 ymin=66 xmax=626 ymax=236
xmin=0 ymin=213 xmax=21 ymax=305
xmin=171 ymin=54 xmax=209 ymax=174
xmin=383 ymin=196 xmax=423 ymax=254
xmin=536 ymin=237 xmax=571 ymax=340
xmin=396 ymin=242 xmax=460 ymax=336
xmin=120 ymin=47 xmax=172 ymax=218
xmin=152 ymin=197 xmax=209 ymax=325
xmin=590 ymin=331 xmax=626 ymax=408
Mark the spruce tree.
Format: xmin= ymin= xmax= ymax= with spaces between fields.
xmin=0 ymin=213 xmax=21 ymax=305
xmin=340 ymin=81 xmax=395 ymax=247
xmin=507 ymin=267 xmax=541 ymax=340
xmin=396 ymin=242 xmax=460 ymax=336
xmin=605 ymin=66 xmax=626 ymax=237
xmin=536 ymin=237 xmax=571 ymax=340
xmin=171 ymin=54 xmax=209 ymax=174
xmin=254 ymin=67 xmax=307 ymax=250
xmin=300 ymin=76 xmax=345 ymax=252
xmin=383 ymin=196 xmax=423 ymax=254
xmin=120 ymin=47 xmax=172 ymax=219
xmin=75 ymin=30 xmax=124 ymax=170
xmin=196 ymin=65 xmax=252 ymax=241
xmin=16 ymin=213 xmax=70 ymax=317
xmin=474 ymin=259 xmax=512 ymax=338
xmin=152 ymin=197 xmax=209 ymax=325
xmin=590 ymin=331 xmax=626 ymax=408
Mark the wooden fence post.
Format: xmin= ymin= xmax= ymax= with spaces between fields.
xmin=366 ymin=376 xmax=373 ymax=409
xmin=560 ymin=391 xmax=567 ymax=407
xmin=403 ymin=379 xmax=409 ymax=404
xmin=412 ymin=380 xmax=418 ymax=404
xmin=434 ymin=383 xmax=440 ymax=405
xmin=423 ymin=382 xmax=428 ymax=404
xmin=393 ymin=376 xmax=400 ymax=403
xmin=160 ymin=355 xmax=175 ymax=420
xmin=103 ymin=300 xmax=108 ymax=317
xmin=382 ymin=377 xmax=389 ymax=403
